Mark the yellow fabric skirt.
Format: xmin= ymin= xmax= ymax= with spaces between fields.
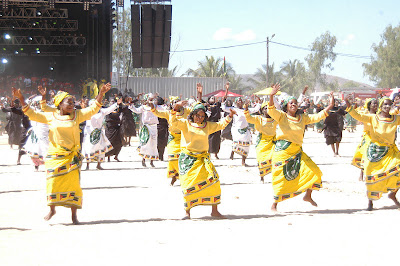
xmin=272 ymin=140 xmax=322 ymax=203
xmin=256 ymin=133 xmax=274 ymax=177
xmin=364 ymin=142 xmax=400 ymax=200
xmin=179 ymin=149 xmax=221 ymax=210
xmin=352 ymin=133 xmax=370 ymax=169
xmin=166 ymin=132 xmax=181 ymax=179
xmin=45 ymin=146 xmax=83 ymax=209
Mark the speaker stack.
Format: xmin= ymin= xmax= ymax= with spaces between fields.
xmin=131 ymin=4 xmax=172 ymax=68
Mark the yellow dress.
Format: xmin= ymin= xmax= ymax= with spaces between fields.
xmin=347 ymin=106 xmax=400 ymax=200
xmin=171 ymin=111 xmax=232 ymax=210
xmin=267 ymin=105 xmax=328 ymax=202
xmin=244 ymin=111 xmax=277 ymax=178
xmin=23 ymin=101 xmax=102 ymax=208
xmin=152 ymin=107 xmax=190 ymax=179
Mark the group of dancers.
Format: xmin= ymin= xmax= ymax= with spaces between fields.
xmin=4 ymin=80 xmax=400 ymax=224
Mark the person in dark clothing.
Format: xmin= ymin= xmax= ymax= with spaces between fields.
xmin=156 ymin=96 xmax=169 ymax=161
xmin=2 ymin=99 xmax=23 ymax=149
xmin=221 ymin=99 xmax=233 ymax=141
xmin=105 ymin=99 xmax=123 ymax=162
xmin=323 ymin=100 xmax=346 ymax=156
xmin=120 ymin=96 xmax=137 ymax=146
xmin=207 ymin=96 xmax=222 ymax=159
xmin=11 ymin=106 xmax=32 ymax=165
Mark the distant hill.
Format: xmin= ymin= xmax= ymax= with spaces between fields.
xmin=237 ymin=73 xmax=374 ymax=94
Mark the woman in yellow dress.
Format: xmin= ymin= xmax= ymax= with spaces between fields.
xmin=244 ymin=101 xmax=277 ymax=182
xmin=150 ymin=97 xmax=190 ymax=186
xmin=268 ymin=84 xmax=334 ymax=212
xmin=170 ymin=101 xmax=235 ymax=219
xmin=13 ymin=83 xmax=111 ymax=224
xmin=351 ymin=98 xmax=378 ymax=181
xmin=345 ymin=96 xmax=400 ymax=211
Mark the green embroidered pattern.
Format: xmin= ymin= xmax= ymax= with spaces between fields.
xmin=255 ymin=133 xmax=261 ymax=147
xmin=274 ymin=140 xmax=291 ymax=152
xmin=178 ymin=153 xmax=197 ymax=176
xmin=283 ymin=152 xmax=301 ymax=181
xmin=90 ymin=128 xmax=101 ymax=145
xmin=238 ymin=127 xmax=249 ymax=134
xmin=29 ymin=130 xmax=38 ymax=144
xmin=367 ymin=143 xmax=388 ymax=162
xmin=139 ymin=125 xmax=150 ymax=146
xmin=167 ymin=133 xmax=174 ymax=145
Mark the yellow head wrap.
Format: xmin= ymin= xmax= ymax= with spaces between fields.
xmin=169 ymin=96 xmax=180 ymax=102
xmin=364 ymin=98 xmax=376 ymax=110
xmin=261 ymin=101 xmax=269 ymax=110
xmin=54 ymin=91 xmax=71 ymax=107
xmin=378 ymin=97 xmax=391 ymax=109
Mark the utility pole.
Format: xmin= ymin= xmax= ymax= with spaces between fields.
xmin=266 ymin=34 xmax=275 ymax=87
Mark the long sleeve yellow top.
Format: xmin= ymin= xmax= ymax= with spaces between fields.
xmin=23 ymin=101 xmax=102 ymax=151
xmin=170 ymin=111 xmax=232 ymax=152
xmin=267 ymin=104 xmax=328 ymax=146
xmin=244 ymin=110 xmax=277 ymax=137
xmin=152 ymin=107 xmax=191 ymax=134
xmin=347 ymin=106 xmax=400 ymax=145
xmin=40 ymin=100 xmax=57 ymax=112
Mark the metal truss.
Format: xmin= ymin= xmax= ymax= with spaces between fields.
xmin=0 ymin=35 xmax=86 ymax=46
xmin=0 ymin=7 xmax=68 ymax=18
xmin=0 ymin=19 xmax=78 ymax=31
xmin=4 ymin=0 xmax=102 ymax=4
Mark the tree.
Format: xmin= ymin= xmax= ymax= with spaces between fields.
xmin=185 ymin=56 xmax=235 ymax=78
xmin=279 ymin=59 xmax=310 ymax=95
xmin=363 ymin=24 xmax=400 ymax=87
xmin=113 ymin=8 xmax=132 ymax=78
xmin=227 ymin=73 xmax=244 ymax=93
xmin=248 ymin=63 xmax=281 ymax=91
xmin=305 ymin=31 xmax=337 ymax=91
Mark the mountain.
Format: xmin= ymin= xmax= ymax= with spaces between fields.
xmin=236 ymin=73 xmax=374 ymax=95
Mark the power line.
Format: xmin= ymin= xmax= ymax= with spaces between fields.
xmin=172 ymin=40 xmax=267 ymax=53
xmin=270 ymin=40 xmax=371 ymax=59
xmin=172 ymin=39 xmax=371 ymax=60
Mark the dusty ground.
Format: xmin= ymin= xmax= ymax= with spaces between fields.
xmin=1 ymin=126 xmax=399 ymax=266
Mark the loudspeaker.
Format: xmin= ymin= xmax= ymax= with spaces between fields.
xmin=130 ymin=4 xmax=172 ymax=68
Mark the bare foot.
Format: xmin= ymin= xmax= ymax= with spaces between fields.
xmin=303 ymin=195 xmax=318 ymax=207
xmin=388 ymin=192 xmax=400 ymax=207
xmin=182 ymin=211 xmax=191 ymax=220
xmin=271 ymin=203 xmax=278 ymax=213
xmin=170 ymin=177 xmax=177 ymax=186
xmin=35 ymin=165 xmax=39 ymax=171
xmin=260 ymin=177 xmax=264 ymax=183
xmin=44 ymin=209 xmax=56 ymax=221
xmin=114 ymin=156 xmax=120 ymax=162
xmin=72 ymin=215 xmax=80 ymax=225
xmin=367 ymin=201 xmax=373 ymax=211
xmin=142 ymin=160 xmax=146 ymax=167
xmin=215 ymin=153 xmax=219 ymax=160
xmin=150 ymin=161 xmax=155 ymax=168
xmin=96 ymin=165 xmax=104 ymax=170
xmin=230 ymin=153 xmax=234 ymax=160
xmin=211 ymin=210 xmax=226 ymax=219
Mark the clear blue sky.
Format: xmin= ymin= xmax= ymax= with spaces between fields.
xmin=126 ymin=0 xmax=400 ymax=86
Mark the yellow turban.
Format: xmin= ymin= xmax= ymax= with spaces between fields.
xmin=54 ymin=91 xmax=71 ymax=107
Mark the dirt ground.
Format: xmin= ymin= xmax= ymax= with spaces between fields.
xmin=1 ymin=126 xmax=399 ymax=266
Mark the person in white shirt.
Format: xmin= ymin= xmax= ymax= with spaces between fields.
xmin=221 ymin=86 xmax=261 ymax=166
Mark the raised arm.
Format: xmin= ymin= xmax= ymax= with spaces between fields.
xmin=208 ymin=115 xmax=233 ymax=134
xmin=13 ymin=88 xmax=51 ymax=124
xmin=267 ymin=83 xmax=284 ymax=122
xmin=196 ymin=83 xmax=203 ymax=102
xmin=344 ymin=95 xmax=371 ymax=123
xmin=77 ymin=83 xmax=110 ymax=123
